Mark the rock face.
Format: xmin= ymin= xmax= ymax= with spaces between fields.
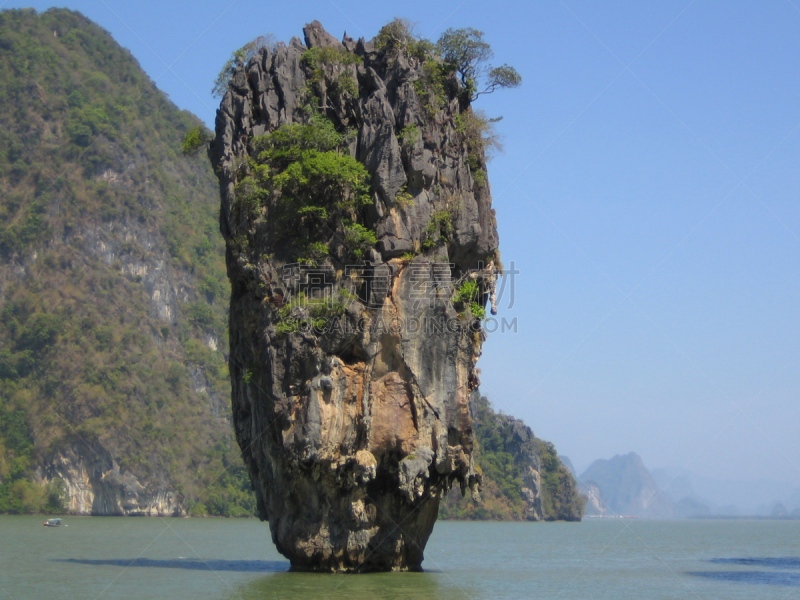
xmin=210 ymin=22 xmax=500 ymax=571
xmin=37 ymin=442 xmax=182 ymax=516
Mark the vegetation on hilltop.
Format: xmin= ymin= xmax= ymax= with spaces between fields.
xmin=0 ymin=8 xmax=253 ymax=516
xmin=210 ymin=19 xmax=520 ymax=122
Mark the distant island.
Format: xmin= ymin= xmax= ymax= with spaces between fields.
xmin=570 ymin=451 xmax=800 ymax=519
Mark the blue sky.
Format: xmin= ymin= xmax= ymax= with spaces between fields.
xmin=6 ymin=0 xmax=800 ymax=501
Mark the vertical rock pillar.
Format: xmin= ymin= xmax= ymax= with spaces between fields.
xmin=210 ymin=21 xmax=500 ymax=572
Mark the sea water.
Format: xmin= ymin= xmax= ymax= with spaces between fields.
xmin=2 ymin=516 xmax=799 ymax=599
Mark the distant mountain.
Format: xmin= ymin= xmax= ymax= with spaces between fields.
xmin=771 ymin=503 xmax=789 ymax=518
xmin=650 ymin=468 xmax=696 ymax=502
xmin=651 ymin=466 xmax=799 ymax=515
xmin=673 ymin=497 xmax=710 ymax=518
xmin=579 ymin=452 xmax=673 ymax=518
xmin=651 ymin=468 xmax=711 ymax=518
xmin=784 ymin=489 xmax=800 ymax=513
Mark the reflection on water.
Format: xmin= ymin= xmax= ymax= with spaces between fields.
xmin=7 ymin=517 xmax=800 ymax=599
xmin=55 ymin=555 xmax=468 ymax=599
xmin=232 ymin=571 xmax=466 ymax=600
xmin=708 ymin=557 xmax=800 ymax=570
xmin=54 ymin=557 xmax=289 ymax=573
xmin=687 ymin=557 xmax=800 ymax=588
xmin=688 ymin=570 xmax=800 ymax=587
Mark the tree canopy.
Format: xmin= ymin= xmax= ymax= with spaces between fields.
xmin=436 ymin=27 xmax=522 ymax=100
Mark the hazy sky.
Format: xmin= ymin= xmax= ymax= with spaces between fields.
xmin=7 ymin=0 xmax=800 ymax=493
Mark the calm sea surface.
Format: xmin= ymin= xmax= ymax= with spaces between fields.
xmin=2 ymin=516 xmax=799 ymax=599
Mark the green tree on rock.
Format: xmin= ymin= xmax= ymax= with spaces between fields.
xmin=436 ymin=27 xmax=522 ymax=100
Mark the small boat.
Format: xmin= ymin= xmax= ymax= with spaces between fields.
xmin=42 ymin=518 xmax=62 ymax=527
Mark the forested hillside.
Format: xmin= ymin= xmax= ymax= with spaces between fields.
xmin=0 ymin=8 xmax=251 ymax=515
xmin=440 ymin=394 xmax=584 ymax=521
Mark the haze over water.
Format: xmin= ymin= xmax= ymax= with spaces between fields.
xmin=4 ymin=516 xmax=800 ymax=599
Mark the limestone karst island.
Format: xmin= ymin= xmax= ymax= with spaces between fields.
xmin=0 ymin=9 xmax=582 ymax=573
xmin=207 ymin=20 xmax=580 ymax=571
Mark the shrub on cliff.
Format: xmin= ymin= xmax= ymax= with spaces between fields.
xmin=242 ymin=114 xmax=373 ymax=261
xmin=375 ymin=18 xmax=436 ymax=60
xmin=181 ymin=126 xmax=213 ymax=156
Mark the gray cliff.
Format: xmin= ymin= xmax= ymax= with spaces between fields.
xmin=38 ymin=441 xmax=182 ymax=516
xmin=210 ymin=22 xmax=500 ymax=571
